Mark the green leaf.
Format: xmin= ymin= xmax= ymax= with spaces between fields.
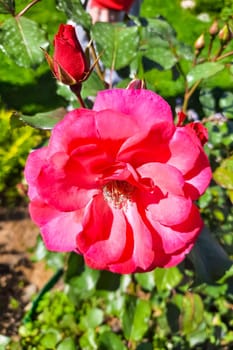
xmin=0 ymin=0 xmax=15 ymax=14
xmin=201 ymin=283 xmax=228 ymax=298
xmin=105 ymin=294 xmax=125 ymax=318
xmin=143 ymin=68 xmax=185 ymax=97
xmin=57 ymin=337 xmax=76 ymax=350
xmin=40 ymin=329 xmax=61 ymax=349
xmin=82 ymin=71 xmax=105 ymax=99
xmin=141 ymin=17 xmax=177 ymax=45
xmin=199 ymin=88 xmax=216 ymax=115
xmin=56 ymin=0 xmax=92 ymax=30
xmin=170 ymin=292 xmax=207 ymax=347
xmin=79 ymin=308 xmax=104 ymax=330
xmin=96 ymin=270 xmax=121 ymax=291
xmin=154 ymin=267 xmax=182 ymax=292
xmin=189 ymin=226 xmax=232 ymax=284
xmin=187 ymin=62 xmax=224 ymax=87
xmin=68 ymin=266 xmax=100 ymax=300
xmin=122 ymin=297 xmax=151 ymax=342
xmin=98 ymin=331 xmax=127 ymax=350
xmin=218 ymin=264 xmax=233 ymax=284
xmin=12 ymin=108 xmax=66 ymax=130
xmin=213 ymin=155 xmax=233 ymax=190
xmin=171 ymin=293 xmax=204 ymax=334
xmin=139 ymin=17 xmax=178 ymax=70
xmin=0 ymin=16 xmax=48 ymax=68
xmin=79 ymin=329 xmax=98 ymax=350
xmin=219 ymin=91 xmax=233 ymax=119
xmin=92 ymin=22 xmax=139 ymax=70
xmin=143 ymin=47 xmax=177 ymax=70
xmin=65 ymin=252 xmax=85 ymax=282
xmin=226 ymin=189 xmax=233 ymax=203
xmin=181 ymin=294 xmax=204 ymax=334
xmin=135 ymin=271 xmax=156 ymax=292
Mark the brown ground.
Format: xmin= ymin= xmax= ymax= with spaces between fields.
xmin=0 ymin=208 xmax=53 ymax=337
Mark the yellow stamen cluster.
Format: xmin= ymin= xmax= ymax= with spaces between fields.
xmin=103 ymin=180 xmax=135 ymax=209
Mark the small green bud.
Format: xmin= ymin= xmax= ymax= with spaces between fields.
xmin=218 ymin=24 xmax=232 ymax=44
xmin=194 ymin=34 xmax=205 ymax=51
xmin=209 ymin=20 xmax=219 ymax=36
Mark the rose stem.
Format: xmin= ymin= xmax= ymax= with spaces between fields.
xmin=16 ymin=0 xmax=41 ymax=18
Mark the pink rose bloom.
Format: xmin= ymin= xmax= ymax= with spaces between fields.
xmin=25 ymin=89 xmax=212 ymax=274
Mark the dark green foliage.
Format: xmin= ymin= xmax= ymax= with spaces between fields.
xmin=6 ymin=261 xmax=233 ymax=349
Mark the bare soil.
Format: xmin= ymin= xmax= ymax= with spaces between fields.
xmin=0 ymin=208 xmax=53 ymax=337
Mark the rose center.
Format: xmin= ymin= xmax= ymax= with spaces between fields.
xmin=102 ymin=180 xmax=135 ymax=209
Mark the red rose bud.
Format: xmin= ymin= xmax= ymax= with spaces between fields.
xmin=45 ymin=24 xmax=89 ymax=85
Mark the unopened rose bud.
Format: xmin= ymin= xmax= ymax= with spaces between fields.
xmin=194 ymin=34 xmax=205 ymax=51
xmin=127 ymin=79 xmax=146 ymax=90
xmin=44 ymin=24 xmax=90 ymax=86
xmin=218 ymin=24 xmax=232 ymax=44
xmin=209 ymin=20 xmax=219 ymax=36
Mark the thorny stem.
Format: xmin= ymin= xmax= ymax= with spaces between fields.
xmin=182 ymin=24 xmax=233 ymax=113
xmin=70 ymin=85 xmax=86 ymax=108
xmin=216 ymin=50 xmax=233 ymax=61
xmin=213 ymin=43 xmax=225 ymax=61
xmin=182 ymin=79 xmax=202 ymax=113
xmin=16 ymin=0 xmax=41 ymax=18
xmin=77 ymin=92 xmax=86 ymax=108
xmin=175 ymin=60 xmax=187 ymax=81
xmin=193 ymin=51 xmax=201 ymax=66
xmin=208 ymin=36 xmax=214 ymax=59
xmin=167 ymin=37 xmax=202 ymax=113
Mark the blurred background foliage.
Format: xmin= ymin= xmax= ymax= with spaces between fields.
xmin=0 ymin=0 xmax=233 ymax=349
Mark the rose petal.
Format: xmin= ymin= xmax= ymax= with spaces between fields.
xmin=37 ymin=152 xmax=99 ymax=211
xmin=77 ymin=194 xmax=127 ymax=269
xmin=47 ymin=109 xmax=99 ymax=156
xmin=168 ymin=127 xmax=201 ymax=174
xmin=137 ymin=162 xmax=185 ymax=196
xmin=29 ymin=199 xmax=82 ymax=252
xmin=142 ymin=189 xmax=192 ymax=226
xmin=48 ymin=108 xmax=140 ymax=158
xmin=118 ymin=126 xmax=171 ymax=167
xmin=93 ymin=89 xmax=174 ymax=134
xmin=184 ymin=152 xmax=212 ymax=200
xmin=24 ymin=147 xmax=48 ymax=200
xmin=110 ymin=202 xmax=168 ymax=273
xmin=122 ymin=202 xmax=155 ymax=272
xmin=95 ymin=109 xmax=140 ymax=140
xmin=148 ymin=204 xmax=203 ymax=255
